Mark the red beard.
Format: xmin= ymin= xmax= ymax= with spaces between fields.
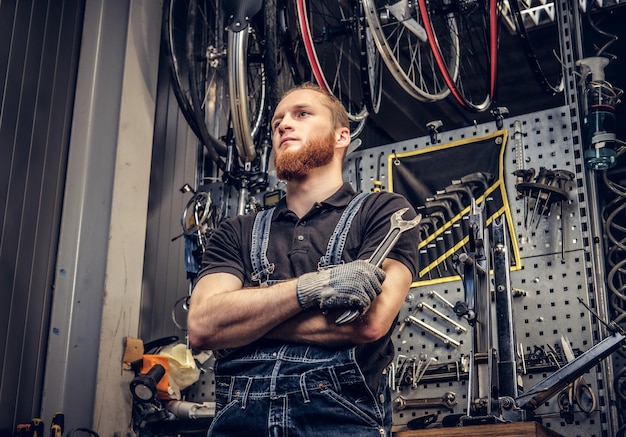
xmin=275 ymin=130 xmax=336 ymax=181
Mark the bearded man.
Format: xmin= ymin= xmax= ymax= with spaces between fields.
xmin=188 ymin=83 xmax=419 ymax=437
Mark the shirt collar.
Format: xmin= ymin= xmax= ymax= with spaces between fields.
xmin=272 ymin=182 xmax=357 ymax=220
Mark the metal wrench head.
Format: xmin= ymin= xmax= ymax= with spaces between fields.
xmin=335 ymin=209 xmax=421 ymax=325
xmin=390 ymin=207 xmax=419 ymax=229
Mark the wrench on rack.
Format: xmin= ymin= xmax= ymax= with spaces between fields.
xmin=335 ymin=208 xmax=422 ymax=325
xmin=405 ymin=315 xmax=461 ymax=347
xmin=416 ymin=302 xmax=468 ymax=333
xmin=393 ymin=392 xmax=457 ymax=411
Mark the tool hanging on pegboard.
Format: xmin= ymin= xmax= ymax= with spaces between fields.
xmin=389 ymin=130 xmax=521 ymax=284
xmin=516 ymin=167 xmax=574 ymax=230
xmin=511 ymin=120 xmax=575 ymax=230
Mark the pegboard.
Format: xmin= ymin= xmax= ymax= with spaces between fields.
xmin=186 ymin=105 xmax=613 ymax=436
xmin=344 ymin=105 xmax=607 ymax=436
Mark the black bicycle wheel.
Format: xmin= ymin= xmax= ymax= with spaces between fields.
xmin=506 ymin=0 xmax=563 ymax=95
xmin=264 ymin=0 xmax=307 ymax=113
xmin=163 ymin=0 xmax=201 ymax=138
xmin=419 ymin=0 xmax=496 ymax=112
xmin=294 ymin=0 xmax=370 ymax=130
xmin=165 ymin=0 xmax=230 ymax=164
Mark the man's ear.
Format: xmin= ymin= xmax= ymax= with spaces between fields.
xmin=335 ymin=126 xmax=351 ymax=151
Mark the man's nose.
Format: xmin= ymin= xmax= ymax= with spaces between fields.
xmin=277 ymin=117 xmax=293 ymax=135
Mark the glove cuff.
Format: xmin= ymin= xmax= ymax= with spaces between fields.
xmin=296 ymin=270 xmax=331 ymax=309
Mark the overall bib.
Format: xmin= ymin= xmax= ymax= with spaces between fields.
xmin=208 ymin=192 xmax=392 ymax=437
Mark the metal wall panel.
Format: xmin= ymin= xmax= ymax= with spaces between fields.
xmin=139 ymin=38 xmax=202 ymax=343
xmin=0 ymin=0 xmax=85 ymax=433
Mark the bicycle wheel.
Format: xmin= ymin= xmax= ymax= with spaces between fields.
xmin=362 ymin=0 xmax=452 ymax=102
xmin=418 ymin=0 xmax=497 ymax=111
xmin=163 ymin=0 xmax=201 ymax=139
xmin=283 ymin=1 xmax=370 ymax=135
xmin=293 ymin=0 xmax=370 ymax=129
xmin=264 ymin=0 xmax=307 ymax=113
xmin=165 ymin=0 xmax=229 ymax=164
xmin=506 ymin=0 xmax=563 ymax=95
xmin=359 ymin=1 xmax=383 ymax=114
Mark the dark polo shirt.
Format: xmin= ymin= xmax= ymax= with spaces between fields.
xmin=198 ymin=182 xmax=419 ymax=388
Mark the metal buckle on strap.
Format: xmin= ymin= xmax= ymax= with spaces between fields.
xmin=317 ymin=258 xmax=344 ymax=271
xmin=251 ymin=263 xmax=275 ymax=287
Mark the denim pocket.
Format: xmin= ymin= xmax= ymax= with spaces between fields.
xmin=317 ymin=384 xmax=383 ymax=428
xmin=207 ymin=398 xmax=242 ymax=436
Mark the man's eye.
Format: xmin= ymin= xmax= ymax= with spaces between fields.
xmin=299 ymin=111 xmax=309 ymax=117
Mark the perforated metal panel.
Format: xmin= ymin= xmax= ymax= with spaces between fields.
xmin=345 ymin=106 xmax=607 ymax=436
xmin=187 ymin=105 xmax=611 ymax=436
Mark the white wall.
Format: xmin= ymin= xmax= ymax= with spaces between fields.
xmin=42 ymin=0 xmax=163 ymax=433
xmin=93 ymin=1 xmax=163 ymax=434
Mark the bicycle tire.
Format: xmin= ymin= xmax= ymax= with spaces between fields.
xmin=264 ymin=0 xmax=283 ymax=113
xmin=507 ymin=0 xmax=564 ymax=95
xmin=264 ymin=0 xmax=306 ymax=113
xmin=359 ymin=1 xmax=383 ymax=114
xmin=163 ymin=0 xmax=202 ymax=139
xmin=294 ymin=0 xmax=370 ymax=129
xmin=362 ymin=0 xmax=452 ymax=103
xmin=165 ymin=0 xmax=230 ymax=165
xmin=418 ymin=0 xmax=497 ymax=112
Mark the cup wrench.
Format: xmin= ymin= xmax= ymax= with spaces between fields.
xmin=335 ymin=208 xmax=422 ymax=325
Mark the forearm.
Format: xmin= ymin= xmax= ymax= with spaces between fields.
xmin=188 ymin=273 xmax=302 ymax=350
xmin=264 ymin=310 xmax=365 ymax=346
xmin=189 ymin=260 xmax=412 ymax=350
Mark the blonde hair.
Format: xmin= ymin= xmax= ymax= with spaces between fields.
xmin=280 ymin=82 xmax=349 ymax=130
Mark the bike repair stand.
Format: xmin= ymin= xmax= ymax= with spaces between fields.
xmin=452 ymin=199 xmax=504 ymax=425
xmin=443 ymin=198 xmax=626 ymax=433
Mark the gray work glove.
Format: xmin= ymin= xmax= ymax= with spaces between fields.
xmin=296 ymin=260 xmax=386 ymax=313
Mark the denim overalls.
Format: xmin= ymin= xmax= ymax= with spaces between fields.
xmin=208 ymin=192 xmax=392 ymax=436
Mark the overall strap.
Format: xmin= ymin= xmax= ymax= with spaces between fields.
xmin=319 ymin=191 xmax=371 ymax=269
xmin=250 ymin=207 xmax=275 ymax=286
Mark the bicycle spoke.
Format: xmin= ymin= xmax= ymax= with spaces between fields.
xmin=294 ymin=0 xmax=370 ymax=131
xmin=363 ymin=0 xmax=451 ymax=102
xmin=505 ymin=0 xmax=564 ymax=95
xmin=419 ymin=0 xmax=496 ymax=111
